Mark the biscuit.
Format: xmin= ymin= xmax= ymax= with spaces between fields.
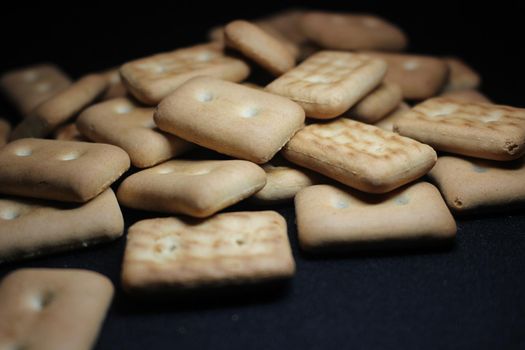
xmin=77 ymin=98 xmax=193 ymax=168
xmin=117 ymin=159 xmax=266 ymax=217
xmin=443 ymin=57 xmax=481 ymax=91
xmin=295 ymin=182 xmax=456 ymax=252
xmin=344 ymin=82 xmax=403 ymax=123
xmin=440 ymin=89 xmax=491 ymax=103
xmin=0 ymin=189 xmax=123 ymax=263
xmin=224 ymin=20 xmax=296 ymax=75
xmin=282 ymin=118 xmax=437 ymax=193
xmin=428 ymin=155 xmax=525 ymax=213
xmin=0 ymin=138 xmax=130 ymax=202
xmin=299 ymin=11 xmax=407 ymax=51
xmin=53 ymin=122 xmax=87 ymax=142
xmin=121 ymin=211 xmax=295 ymax=293
xmin=101 ymin=68 xmax=128 ymax=100
xmin=120 ymin=42 xmax=249 ymax=104
xmin=154 ymin=76 xmax=305 ymax=164
xmin=374 ymin=102 xmax=411 ymax=131
xmin=256 ymin=9 xmax=307 ymax=45
xmin=0 ymin=64 xmax=71 ymax=117
xmin=0 ymin=268 xmax=113 ymax=350
xmin=394 ymin=97 xmax=525 ymax=160
xmin=11 ymin=74 xmax=108 ymax=140
xmin=0 ymin=118 xmax=11 ymax=147
xmin=266 ymin=51 xmax=387 ymax=119
xmin=363 ymin=52 xmax=449 ymax=100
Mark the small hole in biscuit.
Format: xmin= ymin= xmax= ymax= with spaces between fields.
xmin=403 ymin=60 xmax=419 ymax=71
xmin=241 ymin=107 xmax=259 ymax=118
xmin=169 ymin=244 xmax=177 ymax=252
xmin=395 ymin=195 xmax=409 ymax=205
xmin=333 ymin=199 xmax=349 ymax=209
xmin=31 ymin=291 xmax=55 ymax=311
xmin=454 ymin=197 xmax=463 ymax=208
xmin=115 ymin=105 xmax=133 ymax=114
xmin=35 ymin=82 xmax=51 ymax=92
xmin=472 ymin=164 xmax=488 ymax=173
xmin=235 ymin=239 xmax=245 ymax=246
xmin=196 ymin=51 xmax=213 ymax=62
xmin=0 ymin=208 xmax=19 ymax=220
xmin=14 ymin=148 xmax=32 ymax=157
xmin=59 ymin=152 xmax=79 ymax=161
xmin=23 ymin=70 xmax=38 ymax=82
xmin=197 ymin=91 xmax=213 ymax=102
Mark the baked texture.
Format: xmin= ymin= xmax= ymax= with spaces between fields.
xmin=345 ymin=82 xmax=402 ymax=123
xmin=374 ymin=102 xmax=411 ymax=131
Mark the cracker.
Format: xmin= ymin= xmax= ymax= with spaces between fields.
xmin=118 ymin=159 xmax=266 ymax=217
xmin=266 ymin=51 xmax=387 ymax=119
xmin=299 ymin=11 xmax=407 ymax=51
xmin=443 ymin=57 xmax=481 ymax=91
xmin=344 ymin=82 xmax=403 ymax=123
xmin=394 ymin=97 xmax=525 ymax=160
xmin=295 ymin=182 xmax=456 ymax=252
xmin=428 ymin=155 xmax=525 ymax=213
xmin=0 ymin=138 xmax=130 ymax=202
xmin=101 ymin=68 xmax=128 ymax=100
xmin=120 ymin=42 xmax=249 ymax=104
xmin=53 ymin=122 xmax=87 ymax=142
xmin=282 ymin=118 xmax=437 ymax=193
xmin=0 ymin=268 xmax=113 ymax=350
xmin=440 ymin=89 xmax=491 ymax=103
xmin=363 ymin=52 xmax=449 ymax=100
xmin=77 ymin=98 xmax=193 ymax=168
xmin=0 ymin=118 xmax=11 ymax=147
xmin=121 ymin=211 xmax=295 ymax=293
xmin=224 ymin=20 xmax=296 ymax=75
xmin=154 ymin=76 xmax=305 ymax=164
xmin=11 ymin=74 xmax=108 ymax=140
xmin=374 ymin=102 xmax=411 ymax=131
xmin=0 ymin=64 xmax=71 ymax=117
xmin=0 ymin=189 xmax=123 ymax=262
xmin=256 ymin=9 xmax=307 ymax=45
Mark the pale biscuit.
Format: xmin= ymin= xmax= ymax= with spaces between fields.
xmin=295 ymin=182 xmax=456 ymax=252
xmin=0 ymin=189 xmax=123 ymax=262
xmin=266 ymin=51 xmax=387 ymax=119
xmin=363 ymin=52 xmax=449 ymax=100
xmin=154 ymin=76 xmax=305 ymax=164
xmin=0 ymin=138 xmax=130 ymax=202
xmin=440 ymin=89 xmax=491 ymax=103
xmin=0 ymin=268 xmax=113 ymax=350
xmin=299 ymin=11 xmax=407 ymax=51
xmin=53 ymin=122 xmax=87 ymax=142
xmin=344 ymin=82 xmax=403 ymax=123
xmin=443 ymin=57 xmax=481 ymax=91
xmin=0 ymin=118 xmax=11 ymax=147
xmin=0 ymin=64 xmax=71 ymax=117
xmin=428 ymin=155 xmax=525 ymax=213
xmin=121 ymin=211 xmax=295 ymax=293
xmin=101 ymin=68 xmax=128 ymax=100
xmin=117 ymin=159 xmax=266 ymax=217
xmin=120 ymin=42 xmax=249 ymax=104
xmin=394 ymin=97 xmax=525 ymax=160
xmin=374 ymin=102 xmax=411 ymax=131
xmin=256 ymin=9 xmax=307 ymax=45
xmin=282 ymin=118 xmax=437 ymax=193
xmin=11 ymin=74 xmax=108 ymax=140
xmin=77 ymin=98 xmax=193 ymax=168
xmin=224 ymin=20 xmax=296 ymax=75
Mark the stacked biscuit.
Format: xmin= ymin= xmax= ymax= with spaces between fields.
xmin=0 ymin=8 xmax=524 ymax=348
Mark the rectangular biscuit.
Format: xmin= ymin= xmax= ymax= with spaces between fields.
xmin=394 ymin=97 xmax=525 ymax=160
xmin=0 ymin=268 xmax=113 ymax=350
xmin=0 ymin=64 xmax=71 ymax=117
xmin=266 ymin=51 xmax=387 ymax=118
xmin=77 ymin=98 xmax=193 ymax=168
xmin=443 ymin=57 xmax=481 ymax=91
xmin=295 ymin=182 xmax=456 ymax=252
xmin=374 ymin=102 xmax=410 ymax=131
xmin=120 ymin=42 xmax=249 ymax=104
xmin=0 ymin=189 xmax=123 ymax=263
xmin=440 ymin=89 xmax=491 ymax=103
xmin=121 ymin=211 xmax=295 ymax=293
xmin=0 ymin=118 xmax=11 ymax=147
xmin=101 ymin=68 xmax=128 ymax=100
xmin=428 ymin=155 xmax=525 ymax=213
xmin=0 ymin=138 xmax=130 ymax=202
xmin=282 ymin=118 xmax=437 ymax=193
xmin=344 ymin=82 xmax=402 ymax=123
xmin=154 ymin=76 xmax=305 ymax=164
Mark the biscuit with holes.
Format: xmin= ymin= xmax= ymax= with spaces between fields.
xmin=77 ymin=98 xmax=193 ymax=168
xmin=0 ymin=119 xmax=11 ymax=147
xmin=428 ymin=156 xmax=525 ymax=213
xmin=394 ymin=97 xmax=525 ymax=160
xmin=118 ymin=160 xmax=266 ymax=217
xmin=0 ymin=138 xmax=130 ymax=202
xmin=374 ymin=102 xmax=410 ymax=131
xmin=443 ymin=57 xmax=481 ymax=91
xmin=363 ymin=52 xmax=449 ymax=100
xmin=154 ymin=76 xmax=305 ymax=163
xmin=120 ymin=42 xmax=249 ymax=105
xmin=53 ymin=123 xmax=87 ymax=142
xmin=0 ymin=64 xmax=71 ymax=117
xmin=121 ymin=211 xmax=295 ymax=293
xmin=440 ymin=89 xmax=491 ymax=103
xmin=299 ymin=11 xmax=407 ymax=51
xmin=224 ymin=20 xmax=296 ymax=75
xmin=282 ymin=118 xmax=437 ymax=193
xmin=266 ymin=51 xmax=386 ymax=119
xmin=0 ymin=189 xmax=123 ymax=263
xmin=344 ymin=82 xmax=402 ymax=123
xmin=11 ymin=74 xmax=108 ymax=140
xmin=0 ymin=268 xmax=113 ymax=350
xmin=295 ymin=182 xmax=456 ymax=252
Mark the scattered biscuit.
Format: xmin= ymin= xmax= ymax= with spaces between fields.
xmin=344 ymin=82 xmax=403 ymax=123
xmin=443 ymin=57 xmax=481 ymax=91
xmin=53 ymin=122 xmax=87 ymax=142
xmin=374 ymin=102 xmax=411 ymax=131
xmin=440 ymin=89 xmax=491 ymax=103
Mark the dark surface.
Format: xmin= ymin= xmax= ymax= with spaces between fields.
xmin=1 ymin=2 xmax=525 ymax=349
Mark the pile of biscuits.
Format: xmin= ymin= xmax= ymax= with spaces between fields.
xmin=1 ymin=9 xmax=525 ymax=349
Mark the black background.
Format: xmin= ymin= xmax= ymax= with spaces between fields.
xmin=1 ymin=1 xmax=525 ymax=349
